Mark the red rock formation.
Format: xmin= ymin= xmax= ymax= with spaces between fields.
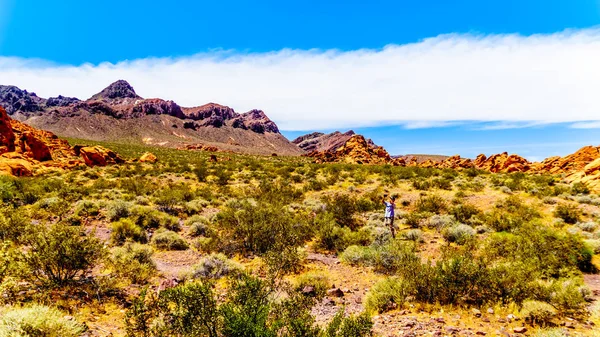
xmin=473 ymin=152 xmax=530 ymax=173
xmin=306 ymin=135 xmax=395 ymax=165
xmin=77 ymin=146 xmax=125 ymax=167
xmin=0 ymin=106 xmax=15 ymax=153
xmin=0 ymin=107 xmax=125 ymax=176
xmin=139 ymin=152 xmax=158 ymax=163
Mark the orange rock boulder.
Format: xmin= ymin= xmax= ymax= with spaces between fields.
xmin=139 ymin=152 xmax=158 ymax=163
xmin=76 ymin=146 xmax=125 ymax=167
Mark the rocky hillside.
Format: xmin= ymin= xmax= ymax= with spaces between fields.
xmin=292 ymin=130 xmax=375 ymax=153
xmin=0 ymin=80 xmax=302 ymax=156
xmin=0 ymin=106 xmax=125 ymax=176
xmin=305 ymin=135 xmax=406 ymax=166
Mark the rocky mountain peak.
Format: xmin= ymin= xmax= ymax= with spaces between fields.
xmin=90 ymin=80 xmax=141 ymax=101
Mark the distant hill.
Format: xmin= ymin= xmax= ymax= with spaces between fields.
xmin=0 ymin=80 xmax=303 ymax=156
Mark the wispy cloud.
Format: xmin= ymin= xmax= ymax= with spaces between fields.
xmin=1 ymin=28 xmax=600 ymax=130
xmin=569 ymin=121 xmax=600 ymax=129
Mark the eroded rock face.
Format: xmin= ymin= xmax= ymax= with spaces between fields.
xmin=293 ymin=131 xmax=356 ymax=153
xmin=0 ymin=106 xmax=15 ymax=152
xmin=0 ymin=108 xmax=125 ymax=176
xmin=472 ymin=152 xmax=530 ymax=173
xmin=132 ymin=99 xmax=185 ymax=119
xmin=77 ymin=146 xmax=125 ymax=167
xmin=240 ymin=109 xmax=279 ymax=133
xmin=306 ymin=135 xmax=399 ymax=165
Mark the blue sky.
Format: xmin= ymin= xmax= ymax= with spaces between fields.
xmin=1 ymin=0 xmax=600 ymax=159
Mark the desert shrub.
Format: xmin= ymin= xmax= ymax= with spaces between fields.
xmin=20 ymin=224 xmax=104 ymax=285
xmin=314 ymin=218 xmax=372 ymax=253
xmin=414 ymin=194 xmax=446 ymax=214
xmin=402 ymin=229 xmax=424 ymax=243
xmin=532 ymin=278 xmax=588 ymax=315
xmin=186 ymin=215 xmax=212 ymax=237
xmin=576 ymin=221 xmax=597 ymax=232
xmin=193 ymin=165 xmax=209 ymax=182
xmin=339 ymin=245 xmax=375 ymax=266
xmin=294 ymin=272 xmax=330 ymax=299
xmin=571 ymin=182 xmax=590 ymax=195
xmin=323 ymin=310 xmax=373 ymax=337
xmin=520 ymin=300 xmax=557 ymax=326
xmin=129 ymin=205 xmax=180 ymax=230
xmin=425 ymin=214 xmax=456 ymax=231
xmin=0 ymin=207 xmax=29 ymax=243
xmin=0 ymin=304 xmax=86 ymax=337
xmin=443 ymin=224 xmax=476 ymax=245
xmin=73 ymin=199 xmax=100 ymax=218
xmin=431 ymin=177 xmax=453 ymax=190
xmin=184 ymin=199 xmax=209 ymax=215
xmin=449 ymin=203 xmax=481 ymax=224
xmin=112 ymin=219 xmax=147 ymax=245
xmin=484 ymin=196 xmax=540 ymax=232
xmin=322 ymin=193 xmax=360 ymax=230
xmin=341 ymin=240 xmax=419 ymax=275
xmin=499 ymin=186 xmax=512 ymax=194
xmin=151 ymin=229 xmax=189 ymax=251
xmin=109 ymin=243 xmax=156 ymax=284
xmin=217 ymin=198 xmax=311 ymax=255
xmin=553 ymin=203 xmax=582 ymax=224
xmin=576 ymin=195 xmax=593 ymax=204
xmin=192 ymin=253 xmax=241 ymax=280
xmin=411 ymin=179 xmax=431 ymax=191
xmin=543 ymin=197 xmax=558 ymax=205
xmin=365 ymin=277 xmax=412 ymax=313
xmin=107 ymin=199 xmax=132 ymax=221
xmin=485 ymin=226 xmax=595 ymax=276
xmin=403 ymin=211 xmax=428 ymax=229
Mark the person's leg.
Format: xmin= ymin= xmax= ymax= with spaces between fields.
xmin=389 ymin=217 xmax=396 ymax=238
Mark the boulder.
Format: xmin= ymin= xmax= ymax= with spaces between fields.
xmin=139 ymin=152 xmax=158 ymax=163
xmin=0 ymin=153 xmax=33 ymax=176
xmin=78 ymin=146 xmax=125 ymax=167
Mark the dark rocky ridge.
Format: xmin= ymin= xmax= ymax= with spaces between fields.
xmin=0 ymin=80 xmax=302 ymax=156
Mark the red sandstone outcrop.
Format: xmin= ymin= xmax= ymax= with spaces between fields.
xmin=305 ymin=135 xmax=405 ymax=166
xmin=0 ymin=106 xmax=126 ymax=176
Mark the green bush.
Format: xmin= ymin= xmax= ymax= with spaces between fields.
xmin=186 ymin=215 xmax=211 ymax=237
xmin=415 ymin=194 xmax=447 ymax=214
xmin=151 ymin=229 xmax=189 ymax=251
xmin=192 ymin=253 xmax=241 ymax=279
xmin=322 ymin=193 xmax=360 ymax=230
xmin=520 ymin=300 xmax=557 ymax=326
xmin=443 ymin=224 xmax=475 ymax=245
xmin=294 ymin=272 xmax=330 ymax=299
xmin=112 ymin=219 xmax=147 ymax=245
xmin=365 ymin=277 xmax=412 ymax=313
xmin=109 ymin=243 xmax=156 ymax=284
xmin=129 ymin=205 xmax=180 ymax=230
xmin=314 ymin=213 xmax=371 ymax=252
xmin=107 ymin=199 xmax=132 ymax=221
xmin=553 ymin=203 xmax=582 ymax=224
xmin=20 ymin=224 xmax=104 ymax=286
xmin=0 ymin=304 xmax=86 ymax=337
xmin=449 ymin=203 xmax=481 ymax=224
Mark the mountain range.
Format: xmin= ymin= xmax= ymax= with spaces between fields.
xmin=0 ymin=80 xmax=302 ymax=156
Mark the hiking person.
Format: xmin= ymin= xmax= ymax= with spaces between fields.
xmin=382 ymin=194 xmax=397 ymax=238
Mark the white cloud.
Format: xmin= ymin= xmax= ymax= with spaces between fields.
xmin=1 ymin=28 xmax=600 ymax=131
xmin=569 ymin=121 xmax=600 ymax=129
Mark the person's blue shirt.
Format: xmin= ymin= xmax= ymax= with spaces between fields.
xmin=384 ymin=201 xmax=395 ymax=218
